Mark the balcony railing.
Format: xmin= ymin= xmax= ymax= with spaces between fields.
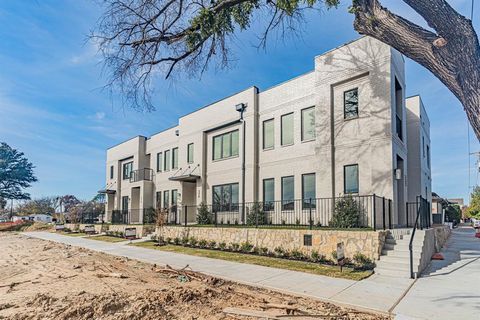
xmin=129 ymin=168 xmax=154 ymax=183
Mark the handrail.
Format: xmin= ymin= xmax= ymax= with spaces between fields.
xmin=409 ymin=196 xmax=424 ymax=279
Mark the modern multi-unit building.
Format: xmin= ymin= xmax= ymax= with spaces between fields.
xmin=102 ymin=36 xmax=432 ymax=228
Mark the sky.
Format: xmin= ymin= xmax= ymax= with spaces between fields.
xmin=0 ymin=0 xmax=479 ymax=203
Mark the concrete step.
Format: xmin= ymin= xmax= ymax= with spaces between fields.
xmin=377 ymin=255 xmax=420 ymax=265
xmin=381 ymin=249 xmax=421 ymax=259
xmin=382 ymin=243 xmax=423 ymax=251
xmin=374 ymin=266 xmax=412 ymax=278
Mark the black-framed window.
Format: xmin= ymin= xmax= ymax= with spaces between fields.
xmin=171 ymin=189 xmax=178 ymax=206
xmin=263 ymin=119 xmax=274 ymax=150
xmin=187 ymin=143 xmax=194 ymax=164
xmin=122 ymin=161 xmax=133 ymax=180
xmin=212 ymin=183 xmax=239 ymax=211
xmin=156 ymin=152 xmax=162 ymax=172
xmin=344 ymin=164 xmax=359 ymax=194
xmin=301 ymin=107 xmax=315 ymax=141
xmin=302 ymin=173 xmax=316 ymax=209
xmin=427 ymin=145 xmax=431 ymax=168
xmin=110 ymin=165 xmax=114 ymax=179
xmin=164 ymin=150 xmax=171 ymax=171
xmin=163 ymin=190 xmax=170 ymax=209
xmin=281 ymin=113 xmax=294 ymax=146
xmin=121 ymin=196 xmax=129 ymax=211
xmin=344 ymin=88 xmax=359 ymax=119
xmin=281 ymin=176 xmax=294 ymax=210
xmin=212 ymin=130 xmax=239 ymax=160
xmin=156 ymin=191 xmax=161 ymax=208
xmin=395 ymin=78 xmax=403 ymax=140
xmin=263 ymin=178 xmax=274 ymax=211
xmin=172 ymin=147 xmax=178 ymax=169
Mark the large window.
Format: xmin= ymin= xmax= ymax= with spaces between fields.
xmin=164 ymin=150 xmax=171 ymax=171
xmin=187 ymin=143 xmax=194 ymax=164
xmin=263 ymin=178 xmax=274 ymax=210
xmin=213 ymin=130 xmax=239 ymax=160
xmin=163 ymin=190 xmax=170 ymax=209
xmin=281 ymin=176 xmax=294 ymax=210
xmin=122 ymin=161 xmax=133 ymax=180
xmin=156 ymin=152 xmax=162 ymax=172
xmin=172 ymin=147 xmax=178 ymax=169
xmin=110 ymin=165 xmax=114 ymax=179
xmin=344 ymin=164 xmax=359 ymax=194
xmin=302 ymin=173 xmax=316 ymax=209
xmin=121 ymin=196 xmax=129 ymax=211
xmin=263 ymin=119 xmax=274 ymax=150
xmin=213 ymin=183 xmax=239 ymax=211
xmin=281 ymin=113 xmax=294 ymax=146
xmin=156 ymin=191 xmax=161 ymax=208
xmin=171 ymin=189 xmax=178 ymax=206
xmin=344 ymin=88 xmax=359 ymax=119
xmin=301 ymin=107 xmax=315 ymax=141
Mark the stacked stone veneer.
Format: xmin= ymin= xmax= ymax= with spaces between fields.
xmin=157 ymin=226 xmax=387 ymax=260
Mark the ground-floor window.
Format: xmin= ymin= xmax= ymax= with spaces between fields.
xmin=171 ymin=189 xmax=178 ymax=206
xmin=263 ymin=178 xmax=274 ymax=210
xmin=213 ymin=183 xmax=239 ymax=211
xmin=156 ymin=192 xmax=161 ymax=208
xmin=344 ymin=164 xmax=359 ymax=194
xmin=302 ymin=173 xmax=316 ymax=209
xmin=121 ymin=196 xmax=129 ymax=211
xmin=163 ymin=190 xmax=169 ymax=209
xmin=281 ymin=176 xmax=294 ymax=210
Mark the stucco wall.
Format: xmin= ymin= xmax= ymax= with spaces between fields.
xmin=157 ymin=226 xmax=387 ymax=260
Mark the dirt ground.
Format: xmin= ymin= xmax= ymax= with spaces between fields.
xmin=0 ymin=233 xmax=389 ymax=320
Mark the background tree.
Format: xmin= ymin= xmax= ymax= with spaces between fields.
xmin=0 ymin=142 xmax=37 ymax=203
xmin=15 ymin=197 xmax=56 ymax=216
xmin=465 ymin=186 xmax=480 ymax=219
xmin=0 ymin=197 xmax=6 ymax=210
xmin=55 ymin=195 xmax=81 ymax=213
xmin=93 ymin=0 xmax=480 ymax=139
xmin=444 ymin=203 xmax=462 ymax=224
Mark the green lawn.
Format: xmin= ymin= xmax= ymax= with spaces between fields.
xmin=132 ymin=241 xmax=372 ymax=281
xmin=88 ymin=235 xmax=128 ymax=243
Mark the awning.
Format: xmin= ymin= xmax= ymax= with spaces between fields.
xmin=97 ymin=189 xmax=116 ymax=194
xmin=168 ymin=174 xmax=200 ymax=183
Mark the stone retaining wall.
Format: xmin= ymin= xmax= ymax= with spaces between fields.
xmin=157 ymin=226 xmax=387 ymax=260
xmin=65 ymin=224 xmax=155 ymax=238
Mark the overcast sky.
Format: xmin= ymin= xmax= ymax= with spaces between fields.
xmin=0 ymin=0 xmax=478 ymax=203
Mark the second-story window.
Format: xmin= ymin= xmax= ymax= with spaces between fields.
xmin=301 ymin=107 xmax=315 ymax=141
xmin=344 ymin=88 xmax=359 ymax=119
xmin=156 ymin=152 xmax=162 ymax=172
xmin=427 ymin=145 xmax=431 ymax=168
xmin=263 ymin=119 xmax=274 ymax=150
xmin=122 ymin=161 xmax=133 ymax=180
xmin=172 ymin=147 xmax=178 ymax=169
xmin=110 ymin=165 xmax=114 ymax=179
xmin=213 ymin=130 xmax=239 ymax=160
xmin=187 ymin=143 xmax=194 ymax=164
xmin=164 ymin=150 xmax=171 ymax=171
xmin=281 ymin=113 xmax=294 ymax=146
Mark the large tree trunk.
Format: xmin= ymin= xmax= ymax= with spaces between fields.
xmin=353 ymin=0 xmax=480 ymax=139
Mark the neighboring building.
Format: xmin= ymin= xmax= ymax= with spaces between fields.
xmin=29 ymin=214 xmax=53 ymax=223
xmin=102 ymin=36 xmax=431 ymax=228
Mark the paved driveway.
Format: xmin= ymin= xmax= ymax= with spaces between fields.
xmin=394 ymin=226 xmax=480 ymax=319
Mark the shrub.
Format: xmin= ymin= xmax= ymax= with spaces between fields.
xmin=259 ymin=247 xmax=269 ymax=256
xmin=315 ymin=221 xmax=322 ymax=228
xmin=246 ymin=203 xmax=267 ymax=226
xmin=198 ymin=239 xmax=208 ymax=248
xmin=234 ymin=219 xmax=238 ymax=225
xmin=281 ymin=219 xmax=286 ymax=225
xmin=295 ymin=219 xmax=300 ymax=226
xmin=181 ymin=236 xmax=189 ymax=246
xmin=208 ymin=240 xmax=217 ymax=249
xmin=274 ymin=247 xmax=284 ymax=257
xmin=290 ymin=248 xmax=305 ymax=260
xmin=189 ymin=237 xmax=198 ymax=247
xmin=173 ymin=237 xmax=181 ymax=245
xmin=196 ymin=202 xmax=212 ymax=224
xmin=150 ymin=234 xmax=157 ymax=241
xmin=165 ymin=237 xmax=172 ymax=244
xmin=310 ymin=250 xmax=326 ymax=263
xmin=240 ymin=241 xmax=254 ymax=253
xmin=331 ymin=250 xmax=337 ymax=261
xmin=230 ymin=243 xmax=240 ymax=251
xmin=218 ymin=242 xmax=227 ymax=250
xmin=353 ymin=252 xmax=375 ymax=270
xmin=329 ymin=196 xmax=362 ymax=228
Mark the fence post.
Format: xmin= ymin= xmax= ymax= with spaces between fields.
xmin=388 ymin=199 xmax=392 ymax=229
xmin=309 ymin=198 xmax=313 ymax=230
xmin=372 ymin=194 xmax=376 ymax=231
xmin=184 ymin=205 xmax=187 ymax=227
xmin=382 ymin=197 xmax=386 ymax=230
xmin=214 ymin=207 xmax=218 ymax=227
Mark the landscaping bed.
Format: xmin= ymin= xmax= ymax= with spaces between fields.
xmin=88 ymin=235 xmax=128 ymax=243
xmin=133 ymin=238 xmax=373 ymax=281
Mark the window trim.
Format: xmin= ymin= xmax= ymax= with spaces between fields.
xmin=281 ymin=175 xmax=295 ymax=210
xmin=301 ymin=106 xmax=316 ymax=142
xmin=122 ymin=161 xmax=133 ymax=180
xmin=212 ymin=129 xmax=240 ymax=161
xmin=163 ymin=149 xmax=171 ymax=171
xmin=301 ymin=173 xmax=316 ymax=209
xmin=280 ymin=112 xmax=294 ymax=147
xmin=262 ymin=118 xmax=275 ymax=150
xmin=156 ymin=191 xmax=162 ymax=208
xmin=343 ymin=88 xmax=359 ymax=120
xmin=212 ymin=182 xmax=239 ymax=211
xmin=187 ymin=143 xmax=194 ymax=164
xmin=344 ymin=164 xmax=359 ymax=194
xmin=172 ymin=147 xmax=179 ymax=169
xmin=163 ymin=190 xmax=170 ymax=209
xmin=156 ymin=152 xmax=162 ymax=172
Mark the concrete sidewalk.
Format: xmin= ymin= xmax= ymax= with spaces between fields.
xmin=22 ymin=231 xmax=412 ymax=315
xmin=393 ymin=226 xmax=480 ymax=320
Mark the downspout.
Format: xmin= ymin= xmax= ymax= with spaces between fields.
xmin=330 ymin=85 xmax=336 ymax=200
xmin=242 ymin=111 xmax=246 ymax=223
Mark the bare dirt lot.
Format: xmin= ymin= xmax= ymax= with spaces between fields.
xmin=0 ymin=233 xmax=388 ymax=320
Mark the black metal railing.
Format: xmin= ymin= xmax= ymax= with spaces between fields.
xmin=78 ymin=212 xmax=104 ymax=224
xmin=129 ymin=168 xmax=154 ymax=183
xmin=108 ymin=207 xmax=178 ymax=225
xmin=409 ymin=195 xmax=431 ymax=279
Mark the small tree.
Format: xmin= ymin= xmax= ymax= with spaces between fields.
xmin=329 ymin=196 xmax=361 ymax=228
xmin=196 ymin=202 xmax=212 ymax=224
xmin=445 ymin=204 xmax=461 ymax=224
xmin=246 ymin=202 xmax=266 ymax=226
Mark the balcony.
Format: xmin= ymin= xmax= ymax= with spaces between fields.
xmin=129 ymin=168 xmax=154 ymax=183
